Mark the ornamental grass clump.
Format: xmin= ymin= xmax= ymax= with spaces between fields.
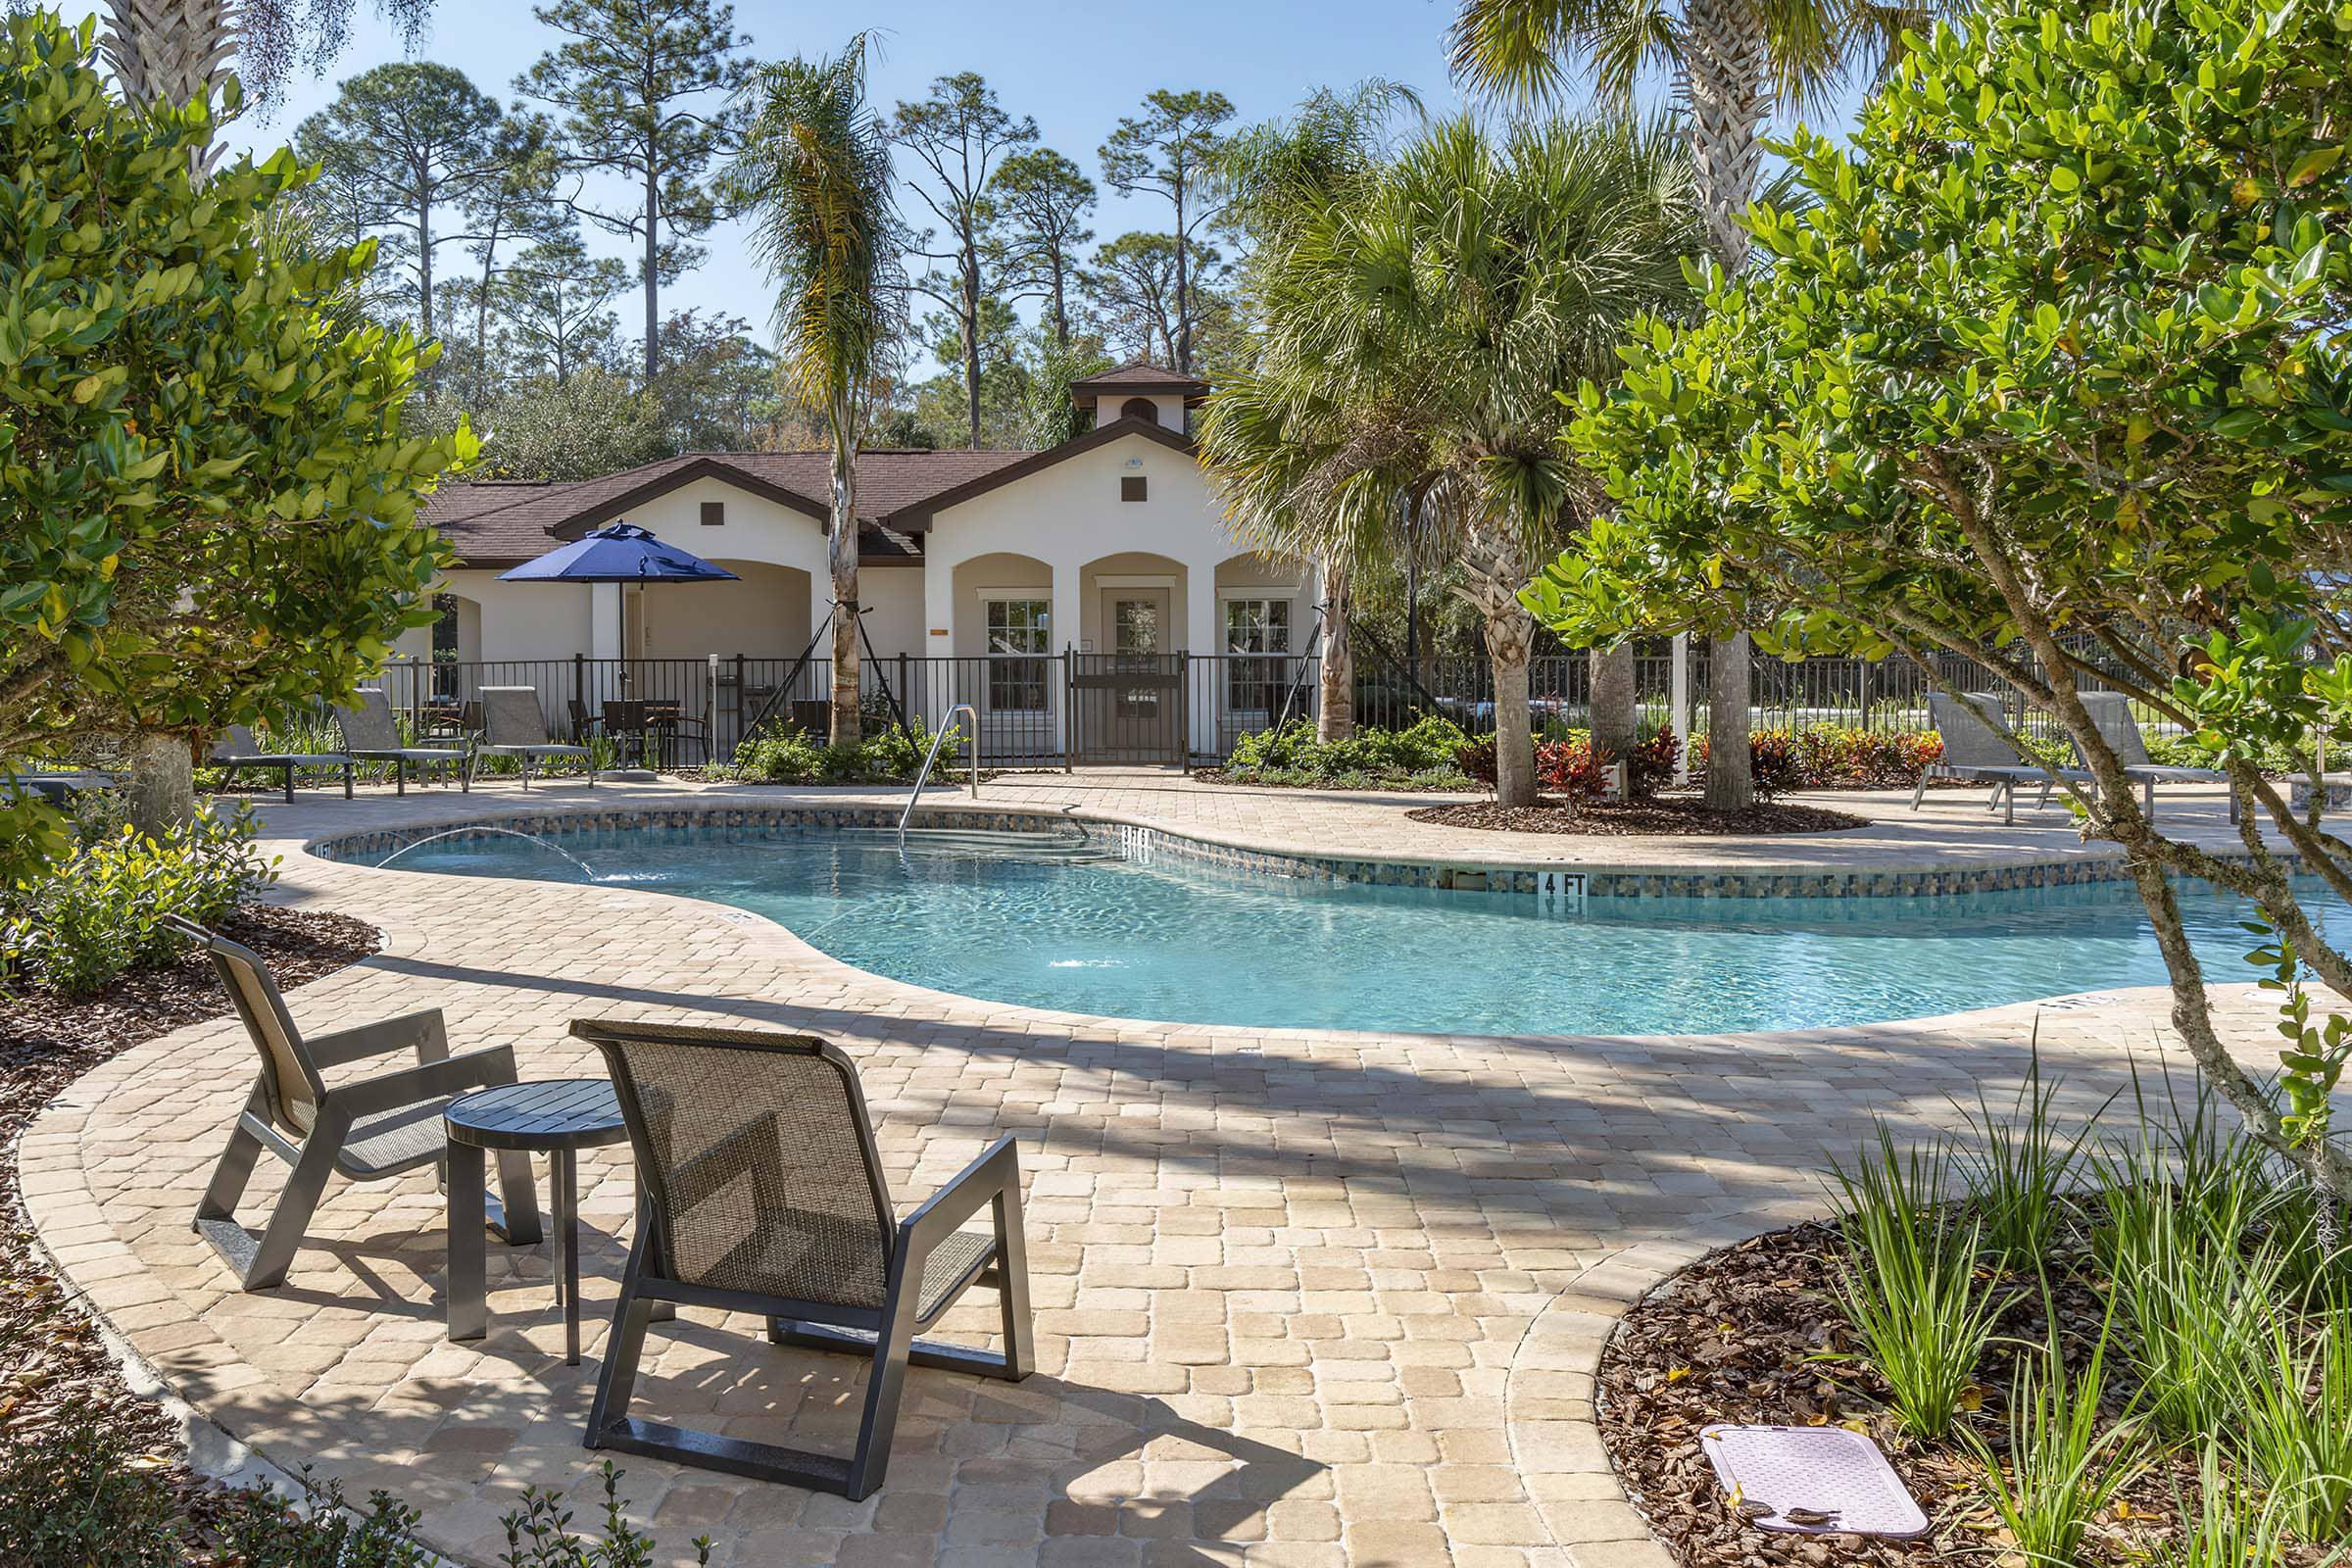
xmin=1971 ymin=1324 xmax=2143 ymax=1568
xmin=1953 ymin=1045 xmax=2099 ymax=1265
xmin=2157 ymin=1444 xmax=2320 ymax=1568
xmin=1826 ymin=1124 xmax=2013 ymax=1442
xmin=2235 ymin=1298 xmax=2352 ymax=1543
xmin=2095 ymin=1158 xmax=2286 ymax=1443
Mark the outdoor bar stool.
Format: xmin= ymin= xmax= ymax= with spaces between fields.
xmin=571 ymin=1018 xmax=1034 ymax=1498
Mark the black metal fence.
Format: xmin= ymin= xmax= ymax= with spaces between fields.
xmin=369 ymin=645 xmax=2073 ymax=768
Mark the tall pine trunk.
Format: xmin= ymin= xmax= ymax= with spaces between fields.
xmin=828 ymin=398 xmax=862 ymax=746
xmin=1683 ymin=0 xmax=1771 ymax=810
xmin=961 ymin=242 xmax=982 ymax=448
xmin=1317 ymin=558 xmax=1353 ymax=742
xmin=642 ymin=163 xmax=661 ymax=385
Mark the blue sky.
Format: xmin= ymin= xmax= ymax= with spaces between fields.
xmin=208 ymin=0 xmax=1874 ymax=362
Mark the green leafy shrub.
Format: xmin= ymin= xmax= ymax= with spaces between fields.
xmin=719 ymin=722 xmax=962 ymax=785
xmin=1225 ymin=717 xmax=1471 ymax=786
xmin=0 ymin=808 xmax=276 ymax=996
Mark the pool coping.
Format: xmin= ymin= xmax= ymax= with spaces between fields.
xmin=309 ymin=794 xmax=2278 ymax=902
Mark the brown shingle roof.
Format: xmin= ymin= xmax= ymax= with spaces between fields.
xmin=421 ymin=449 xmax=1032 ymax=567
xmin=1068 ymin=360 xmax=1210 ymax=404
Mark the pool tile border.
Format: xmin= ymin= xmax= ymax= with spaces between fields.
xmin=310 ymin=798 xmax=2287 ymax=903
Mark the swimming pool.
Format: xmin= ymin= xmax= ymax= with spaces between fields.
xmin=363 ymin=822 xmax=2331 ymax=1037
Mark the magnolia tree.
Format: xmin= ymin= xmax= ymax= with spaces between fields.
xmin=0 ymin=13 xmax=469 ymax=837
xmin=1525 ymin=0 xmax=2352 ymax=1212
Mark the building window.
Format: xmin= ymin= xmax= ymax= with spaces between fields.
xmin=700 ymin=501 xmax=724 ymax=526
xmin=1119 ymin=396 xmax=1160 ymax=424
xmin=985 ymin=598 xmax=1051 ymax=711
xmin=1224 ymin=598 xmax=1293 ymax=711
xmin=1121 ymin=475 xmax=1148 ymax=502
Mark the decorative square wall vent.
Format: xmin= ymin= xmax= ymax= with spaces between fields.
xmin=700 ymin=501 xmax=724 ymax=526
xmin=1121 ymin=476 xmax=1147 ymax=503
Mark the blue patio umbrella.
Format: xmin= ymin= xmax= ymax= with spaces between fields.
xmin=500 ymin=521 xmax=739 ymax=668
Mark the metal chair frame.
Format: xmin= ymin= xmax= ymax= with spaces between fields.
xmin=466 ymin=686 xmax=598 ymax=791
xmin=211 ymin=724 xmax=355 ymax=803
xmin=571 ymin=1018 xmax=1034 ymax=1499
xmin=170 ymin=916 xmax=540 ymax=1291
xmin=332 ymin=688 xmax=469 ymax=796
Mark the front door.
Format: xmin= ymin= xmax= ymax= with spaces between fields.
xmin=1107 ymin=590 xmax=1170 ymax=749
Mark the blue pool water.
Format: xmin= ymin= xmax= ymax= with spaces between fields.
xmin=364 ymin=824 xmax=2337 ymax=1037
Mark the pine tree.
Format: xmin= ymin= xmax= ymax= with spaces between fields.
xmin=293 ymin=62 xmax=505 ymax=345
xmin=892 ymin=73 xmax=1036 ymax=449
xmin=516 ymin=0 xmax=754 ymax=384
xmin=991 ymin=149 xmax=1096 ymax=350
xmin=1100 ymin=90 xmax=1234 ymax=371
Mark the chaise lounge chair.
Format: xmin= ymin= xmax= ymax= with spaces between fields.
xmin=210 ymin=723 xmax=355 ymax=803
xmin=333 ymin=687 xmax=469 ymax=796
xmin=571 ymin=1017 xmax=1034 ymax=1499
xmin=169 ymin=915 xmax=540 ymax=1291
xmin=1913 ymin=692 xmax=2090 ymax=824
xmin=466 ymin=686 xmax=597 ymax=790
xmin=2074 ymin=691 xmax=2236 ymax=823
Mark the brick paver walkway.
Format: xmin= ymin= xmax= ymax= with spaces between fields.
xmin=20 ymin=774 xmax=2286 ymax=1567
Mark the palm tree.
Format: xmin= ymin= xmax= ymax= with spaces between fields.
xmin=1200 ymin=114 xmax=1698 ymax=807
xmin=1450 ymin=0 xmax=1906 ymax=808
xmin=1213 ymin=81 xmax=1417 ymax=741
xmin=729 ymin=37 xmax=900 ymax=747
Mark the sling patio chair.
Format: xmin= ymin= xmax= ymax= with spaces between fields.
xmin=169 ymin=915 xmax=540 ymax=1292
xmin=333 ymin=687 xmax=469 ymax=795
xmin=570 ymin=1017 xmax=1034 ymax=1499
xmin=466 ymin=685 xmax=598 ymax=790
xmin=2075 ymin=691 xmax=2238 ymax=823
xmin=1912 ymin=692 xmax=2091 ymax=824
xmin=210 ymin=723 xmax=355 ymax=803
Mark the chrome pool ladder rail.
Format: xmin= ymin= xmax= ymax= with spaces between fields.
xmin=899 ymin=704 xmax=980 ymax=840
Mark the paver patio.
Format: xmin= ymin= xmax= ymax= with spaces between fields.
xmin=20 ymin=773 xmax=2293 ymax=1567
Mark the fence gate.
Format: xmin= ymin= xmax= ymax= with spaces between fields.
xmin=1068 ymin=653 xmax=1187 ymax=766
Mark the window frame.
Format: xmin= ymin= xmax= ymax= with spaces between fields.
xmin=980 ymin=594 xmax=1053 ymax=713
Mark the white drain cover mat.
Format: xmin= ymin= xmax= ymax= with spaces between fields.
xmin=1699 ymin=1424 xmax=1930 ymax=1538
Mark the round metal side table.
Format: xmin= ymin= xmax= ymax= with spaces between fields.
xmin=444 ymin=1079 xmax=628 ymax=1364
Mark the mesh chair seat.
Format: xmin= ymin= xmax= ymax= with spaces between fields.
xmin=915 ymin=1229 xmax=999 ymax=1320
xmin=338 ymin=1096 xmax=460 ymax=1178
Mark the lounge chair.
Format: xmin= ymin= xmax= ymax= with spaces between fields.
xmin=2075 ymin=691 xmax=2236 ymax=823
xmin=210 ymin=723 xmax=354 ymax=802
xmin=1913 ymin=692 xmax=2090 ymax=824
xmin=333 ymin=687 xmax=468 ymax=795
xmin=168 ymin=915 xmax=539 ymax=1292
xmin=571 ymin=1017 xmax=1034 ymax=1499
xmin=3 ymin=768 xmax=116 ymax=805
xmin=466 ymin=686 xmax=597 ymax=790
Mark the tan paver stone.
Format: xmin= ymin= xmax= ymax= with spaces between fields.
xmin=15 ymin=775 xmax=2288 ymax=1565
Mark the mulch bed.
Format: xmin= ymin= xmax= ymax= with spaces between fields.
xmin=1600 ymin=1218 xmax=2328 ymax=1567
xmin=1407 ymin=795 xmax=1867 ymax=835
xmin=0 ymin=905 xmax=381 ymax=1531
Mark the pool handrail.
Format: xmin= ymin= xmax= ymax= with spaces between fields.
xmin=899 ymin=704 xmax=980 ymax=839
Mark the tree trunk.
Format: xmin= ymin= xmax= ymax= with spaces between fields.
xmin=1681 ymin=0 xmax=1772 ymax=273
xmin=1318 ymin=559 xmax=1353 ymax=743
xmin=961 ymin=243 xmax=982 ymax=448
xmin=1706 ymin=631 xmax=1754 ymax=810
xmin=642 ymin=167 xmax=661 ymax=386
xmin=1683 ymin=0 xmax=1773 ymax=808
xmin=416 ymin=186 xmax=434 ymax=344
xmin=100 ymin=0 xmax=234 ymax=125
xmin=829 ymin=403 xmax=862 ymax=747
xmin=1173 ymin=181 xmax=1191 ymax=372
xmin=122 ymin=728 xmax=195 ymax=838
xmin=1590 ymin=644 xmax=1638 ymax=791
xmin=1491 ymin=630 xmax=1535 ymax=808
xmin=1051 ymin=259 xmax=1069 ymax=349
